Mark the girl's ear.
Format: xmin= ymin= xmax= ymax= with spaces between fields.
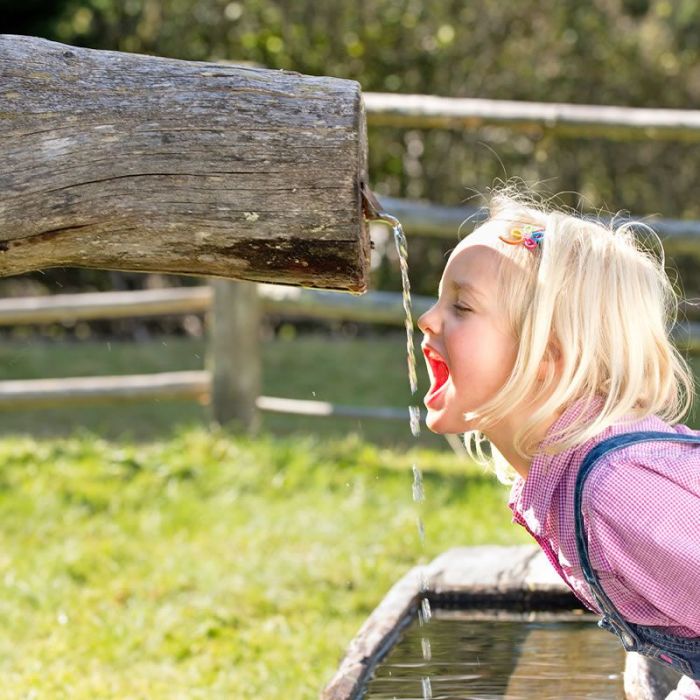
xmin=536 ymin=339 xmax=563 ymax=382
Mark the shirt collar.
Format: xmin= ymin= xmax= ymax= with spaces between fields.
xmin=508 ymin=395 xmax=606 ymax=535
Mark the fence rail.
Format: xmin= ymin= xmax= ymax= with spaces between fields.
xmin=0 ymin=371 xmax=412 ymax=421
xmin=0 ymin=283 xmax=440 ymax=431
xmin=1 ymin=283 xmax=696 ymax=335
xmin=0 ymin=285 xmax=435 ymax=327
xmin=374 ymin=197 xmax=700 ymax=240
xmin=364 ymin=93 xmax=700 ymax=142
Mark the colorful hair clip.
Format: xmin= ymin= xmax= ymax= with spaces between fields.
xmin=499 ymin=224 xmax=545 ymax=251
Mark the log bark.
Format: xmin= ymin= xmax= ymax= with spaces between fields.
xmin=0 ymin=35 xmax=370 ymax=292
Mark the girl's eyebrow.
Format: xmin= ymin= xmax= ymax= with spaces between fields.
xmin=452 ymin=280 xmax=485 ymax=300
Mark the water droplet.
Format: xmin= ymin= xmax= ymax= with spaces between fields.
xmin=412 ymin=465 xmax=425 ymax=503
xmin=421 ymin=597 xmax=432 ymax=623
xmin=416 ymin=516 xmax=425 ymax=543
xmin=409 ymin=405 xmax=421 ymax=436
xmin=392 ymin=223 xmax=418 ymax=395
xmin=378 ymin=211 xmax=433 ymax=696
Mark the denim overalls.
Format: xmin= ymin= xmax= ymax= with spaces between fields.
xmin=574 ymin=430 xmax=700 ymax=681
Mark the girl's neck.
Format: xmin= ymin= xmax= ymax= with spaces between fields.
xmin=485 ymin=405 xmax=565 ymax=480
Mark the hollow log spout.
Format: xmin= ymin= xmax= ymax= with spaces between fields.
xmin=0 ymin=35 xmax=371 ymax=292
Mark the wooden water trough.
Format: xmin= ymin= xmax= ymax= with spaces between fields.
xmin=0 ymin=35 xmax=371 ymax=292
xmin=321 ymin=545 xmax=576 ymax=700
xmin=322 ymin=545 xmax=681 ymax=700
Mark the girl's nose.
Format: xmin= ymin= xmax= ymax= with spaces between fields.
xmin=417 ymin=302 xmax=439 ymax=335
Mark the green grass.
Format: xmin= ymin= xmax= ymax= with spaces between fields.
xmin=0 ymin=429 xmax=521 ymax=698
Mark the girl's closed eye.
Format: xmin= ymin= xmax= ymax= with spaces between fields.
xmin=453 ymin=303 xmax=472 ymax=314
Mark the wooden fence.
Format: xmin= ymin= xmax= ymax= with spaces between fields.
xmin=1 ymin=93 xmax=700 ymax=431
xmin=0 ymin=271 xmax=697 ymax=421
xmin=0 ymin=281 xmax=436 ymax=422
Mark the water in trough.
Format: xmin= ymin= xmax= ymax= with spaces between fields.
xmin=363 ymin=610 xmax=625 ymax=699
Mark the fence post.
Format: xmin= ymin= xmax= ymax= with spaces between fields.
xmin=207 ymin=279 xmax=261 ymax=430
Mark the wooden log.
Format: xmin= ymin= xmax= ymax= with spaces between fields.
xmin=0 ymin=35 xmax=370 ymax=292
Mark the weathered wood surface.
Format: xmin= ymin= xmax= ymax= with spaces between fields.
xmin=0 ymin=35 xmax=370 ymax=291
xmin=321 ymin=544 xmax=578 ymax=700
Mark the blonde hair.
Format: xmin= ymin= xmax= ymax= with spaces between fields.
xmin=463 ymin=188 xmax=697 ymax=482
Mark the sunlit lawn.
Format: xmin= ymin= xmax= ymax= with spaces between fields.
xmin=0 ymin=428 xmax=524 ymax=698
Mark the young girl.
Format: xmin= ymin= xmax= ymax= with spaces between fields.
xmin=417 ymin=190 xmax=700 ymax=700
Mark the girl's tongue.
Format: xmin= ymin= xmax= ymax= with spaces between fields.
xmin=424 ymin=348 xmax=450 ymax=401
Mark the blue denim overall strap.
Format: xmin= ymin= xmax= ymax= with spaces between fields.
xmin=574 ymin=430 xmax=700 ymax=680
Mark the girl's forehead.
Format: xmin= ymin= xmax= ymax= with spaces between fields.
xmin=441 ymin=221 xmax=517 ymax=297
xmin=441 ymin=242 xmax=501 ymax=299
xmin=448 ymin=226 xmax=503 ymax=272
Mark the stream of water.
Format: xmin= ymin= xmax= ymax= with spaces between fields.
xmin=372 ymin=210 xmax=433 ymax=699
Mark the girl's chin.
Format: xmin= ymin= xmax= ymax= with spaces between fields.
xmin=424 ymin=409 xmax=462 ymax=435
xmin=424 ymin=404 xmax=478 ymax=435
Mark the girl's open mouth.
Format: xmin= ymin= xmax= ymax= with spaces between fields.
xmin=422 ymin=345 xmax=450 ymax=407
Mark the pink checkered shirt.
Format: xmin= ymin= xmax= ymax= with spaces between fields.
xmin=508 ymin=396 xmax=700 ymax=695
